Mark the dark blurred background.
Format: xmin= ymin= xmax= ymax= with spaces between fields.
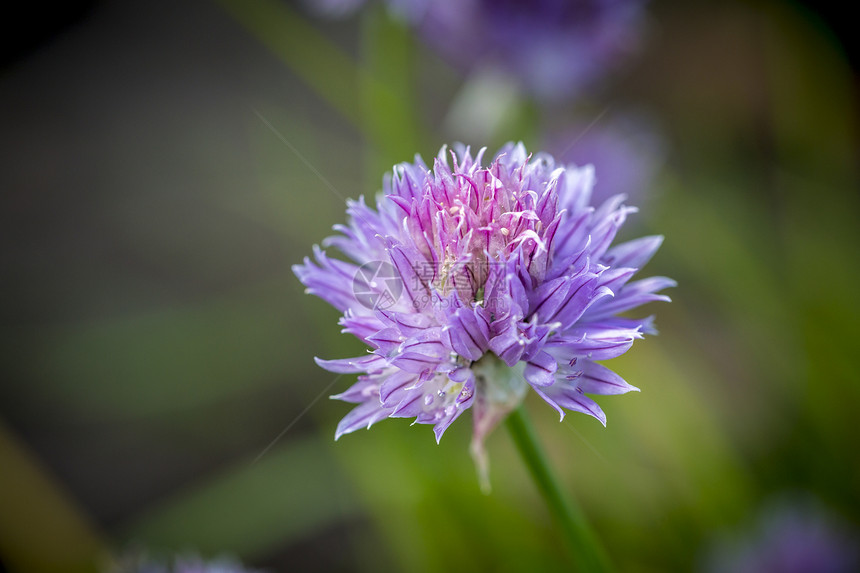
xmin=1 ymin=1 xmax=857 ymax=571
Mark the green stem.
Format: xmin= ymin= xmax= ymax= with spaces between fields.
xmin=505 ymin=404 xmax=613 ymax=573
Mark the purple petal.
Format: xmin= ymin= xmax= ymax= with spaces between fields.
xmin=293 ymin=249 xmax=361 ymax=312
xmin=379 ymin=370 xmax=420 ymax=407
xmin=330 ymin=377 xmax=379 ymax=404
xmin=335 ymin=401 xmax=395 ymax=440
xmin=602 ymin=235 xmax=664 ymax=269
xmin=532 ymin=383 xmax=607 ymax=426
xmin=339 ymin=312 xmax=386 ymax=343
xmin=389 ymin=352 xmax=442 ymax=373
xmin=552 ymin=326 xmax=639 ymax=361
xmin=585 ymin=276 xmax=675 ymax=319
xmin=432 ymin=400 xmax=471 ymax=443
xmin=529 ymin=275 xmax=573 ymax=323
xmin=553 ymin=277 xmax=613 ymax=330
xmin=390 ymin=386 xmax=425 ymax=418
xmin=366 ymin=328 xmax=404 ymax=355
xmin=594 ymin=267 xmax=637 ymax=295
xmin=523 ymin=351 xmax=558 ymax=387
xmin=455 ymin=305 xmax=491 ymax=347
xmin=443 ymin=325 xmax=484 ymax=361
xmin=387 ymin=243 xmax=432 ymax=310
xmin=377 ymin=309 xmax=435 ymax=336
xmin=393 ymin=326 xmax=446 ymax=360
xmin=588 ymin=203 xmax=636 ymax=261
xmin=314 ymin=355 xmax=386 ymax=373
xmin=577 ymin=361 xmax=639 ymax=395
xmin=488 ymin=318 xmax=526 ymax=366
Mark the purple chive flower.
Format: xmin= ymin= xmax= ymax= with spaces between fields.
xmin=294 ymin=143 xmax=673 ymax=484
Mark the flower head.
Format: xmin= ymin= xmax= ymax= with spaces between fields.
xmin=294 ymin=143 xmax=673 ymax=484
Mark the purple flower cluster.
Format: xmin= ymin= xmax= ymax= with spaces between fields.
xmin=294 ymin=143 xmax=672 ymax=473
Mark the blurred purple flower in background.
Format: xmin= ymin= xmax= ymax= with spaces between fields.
xmin=420 ymin=0 xmax=647 ymax=101
xmin=306 ymin=0 xmax=647 ymax=101
xmin=109 ymin=552 xmax=265 ymax=573
xmin=544 ymin=113 xmax=665 ymax=208
xmin=294 ymin=143 xmax=673 ymax=484
xmin=703 ymin=497 xmax=860 ymax=573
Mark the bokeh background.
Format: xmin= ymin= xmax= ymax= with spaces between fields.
xmin=1 ymin=0 xmax=858 ymax=571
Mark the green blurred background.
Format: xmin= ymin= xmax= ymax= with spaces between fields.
xmin=1 ymin=0 xmax=857 ymax=571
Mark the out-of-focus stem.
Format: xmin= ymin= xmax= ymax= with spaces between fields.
xmin=505 ymin=404 xmax=613 ymax=573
